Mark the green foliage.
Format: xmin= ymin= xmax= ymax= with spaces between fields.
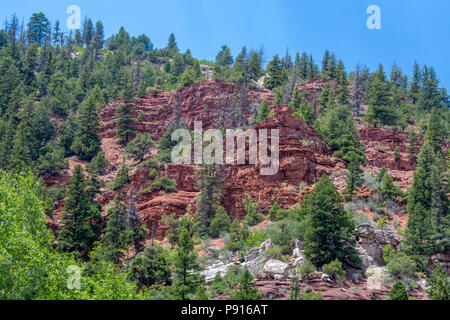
xmin=343 ymin=151 xmax=364 ymax=201
xmin=86 ymin=151 xmax=111 ymax=175
xmin=149 ymin=176 xmax=177 ymax=193
xmin=112 ymin=163 xmax=130 ymax=192
xmin=322 ymin=259 xmax=346 ymax=281
xmin=125 ymin=132 xmax=154 ymax=163
xmin=57 ymin=165 xmax=101 ymax=260
xmin=426 ymin=264 xmax=450 ymax=300
xmin=264 ymin=55 xmax=286 ymax=89
xmin=228 ymin=269 xmax=262 ymax=300
xmin=387 ymin=252 xmax=417 ymax=278
xmin=70 ymin=86 xmax=103 ymax=161
xmin=302 ymin=175 xmax=358 ymax=267
xmin=256 ymin=100 xmax=270 ymax=124
xmin=0 ymin=171 xmax=145 ymax=300
xmin=244 ymin=195 xmax=264 ymax=226
xmin=321 ymin=104 xmax=365 ymax=163
xmin=297 ymin=260 xmax=317 ymax=279
xmin=269 ymin=201 xmax=281 ymax=221
xmin=148 ymin=168 xmax=158 ymax=180
xmin=127 ymin=245 xmax=171 ymax=289
xmin=390 ymin=281 xmax=409 ymax=300
xmin=170 ymin=229 xmax=204 ymax=300
xmin=209 ymin=206 xmax=231 ymax=238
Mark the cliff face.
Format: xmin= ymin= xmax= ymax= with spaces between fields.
xmin=48 ymin=79 xmax=419 ymax=241
xmin=88 ymin=81 xmax=341 ymax=238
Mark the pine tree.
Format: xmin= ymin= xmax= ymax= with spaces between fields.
xmin=244 ymin=195 xmax=264 ymax=226
xmin=70 ymin=86 xmax=103 ymax=161
xmin=195 ymin=164 xmax=224 ymax=237
xmin=125 ymin=132 xmax=154 ymax=163
xmin=229 ymin=269 xmax=262 ymax=300
xmin=127 ymin=244 xmax=171 ymax=289
xmin=27 ymin=12 xmax=50 ymax=45
xmin=166 ymin=33 xmax=179 ymax=54
xmin=269 ymin=201 xmax=281 ymax=221
xmin=426 ymin=264 xmax=449 ymax=300
xmin=256 ymin=100 xmax=270 ymax=123
xmin=216 ymin=45 xmax=233 ymax=67
xmin=112 ymin=163 xmax=131 ymax=192
xmin=366 ymin=64 xmax=397 ymax=127
xmin=343 ymin=151 xmax=364 ymax=201
xmin=405 ymin=141 xmax=447 ymax=260
xmin=302 ymin=175 xmax=357 ymax=267
xmin=264 ymin=55 xmax=286 ymax=89
xmin=407 ymin=128 xmax=419 ymax=161
xmin=390 ymin=281 xmax=409 ymax=300
xmin=350 ymin=63 xmax=369 ymax=116
xmin=209 ymin=206 xmax=231 ymax=238
xmin=321 ymin=105 xmax=365 ymax=163
xmin=290 ymin=87 xmax=316 ymax=126
xmin=171 ymin=229 xmax=204 ymax=300
xmin=57 ymin=165 xmax=101 ymax=260
xmin=409 ymin=61 xmax=422 ymax=105
xmin=115 ymin=73 xmax=136 ymax=146
xmin=424 ymin=108 xmax=444 ymax=155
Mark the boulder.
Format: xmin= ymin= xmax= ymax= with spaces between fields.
xmin=201 ymin=262 xmax=235 ymax=283
xmin=242 ymin=239 xmax=274 ymax=278
xmin=263 ymin=259 xmax=289 ymax=279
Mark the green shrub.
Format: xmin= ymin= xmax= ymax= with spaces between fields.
xmin=322 ymin=259 xmax=346 ymax=281
xmin=390 ymin=280 xmax=409 ymax=300
xmin=148 ymin=169 xmax=158 ymax=180
xmin=302 ymin=291 xmax=323 ymax=300
xmin=244 ymin=195 xmax=264 ymax=226
xmin=150 ymin=176 xmax=177 ymax=192
xmin=209 ymin=206 xmax=231 ymax=238
xmin=298 ymin=261 xmax=317 ymax=279
xmin=387 ymin=252 xmax=417 ymax=278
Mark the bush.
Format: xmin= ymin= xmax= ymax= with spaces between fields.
xmin=148 ymin=169 xmax=158 ymax=180
xmin=298 ymin=261 xmax=317 ymax=279
xmin=244 ymin=195 xmax=264 ymax=226
xmin=150 ymin=176 xmax=177 ymax=192
xmin=209 ymin=206 xmax=231 ymax=238
xmin=322 ymin=259 xmax=346 ymax=281
xmin=269 ymin=202 xmax=280 ymax=221
xmin=387 ymin=252 xmax=417 ymax=279
xmin=302 ymin=291 xmax=323 ymax=300
xmin=389 ymin=280 xmax=409 ymax=300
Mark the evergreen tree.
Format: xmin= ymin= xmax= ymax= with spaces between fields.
xmin=171 ymin=229 xmax=204 ymax=300
xmin=209 ymin=206 xmax=231 ymax=238
xmin=264 ymin=55 xmax=286 ymax=89
xmin=427 ymin=264 xmax=450 ymax=300
xmin=244 ymin=195 xmax=264 ymax=226
xmin=27 ymin=12 xmax=50 ymax=45
xmin=302 ymin=175 xmax=357 ymax=267
xmin=343 ymin=151 xmax=364 ymax=201
xmin=366 ymin=64 xmax=397 ymax=127
xmin=166 ymin=33 xmax=179 ymax=54
xmin=115 ymin=72 xmax=136 ymax=145
xmin=269 ymin=201 xmax=281 ymax=221
xmin=256 ymin=100 xmax=270 ymax=123
xmin=409 ymin=61 xmax=422 ymax=105
xmin=321 ymin=105 xmax=365 ymax=163
xmin=350 ymin=63 xmax=369 ymax=116
xmin=70 ymin=86 xmax=103 ymax=161
xmin=424 ymin=108 xmax=445 ymax=154
xmin=57 ymin=165 xmax=101 ymax=260
xmin=195 ymin=164 xmax=224 ymax=237
xmin=290 ymin=87 xmax=316 ymax=126
xmin=390 ymin=281 xmax=409 ymax=300
xmin=229 ymin=269 xmax=262 ymax=300
xmin=405 ymin=141 xmax=447 ymax=260
xmin=112 ymin=163 xmax=131 ymax=192
xmin=125 ymin=132 xmax=154 ymax=163
xmin=216 ymin=45 xmax=233 ymax=67
xmin=407 ymin=128 xmax=419 ymax=161
xmin=127 ymin=245 xmax=171 ymax=289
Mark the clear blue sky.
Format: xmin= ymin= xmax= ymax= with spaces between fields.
xmin=2 ymin=0 xmax=449 ymax=88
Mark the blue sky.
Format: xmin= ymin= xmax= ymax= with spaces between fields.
xmin=2 ymin=0 xmax=449 ymax=88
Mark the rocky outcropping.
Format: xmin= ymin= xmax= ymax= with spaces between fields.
xmin=356 ymin=224 xmax=402 ymax=269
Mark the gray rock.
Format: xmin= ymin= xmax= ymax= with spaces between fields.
xmin=242 ymin=239 xmax=274 ymax=278
xmin=263 ymin=259 xmax=289 ymax=278
xmin=321 ymin=273 xmax=331 ymax=281
xmin=201 ymin=262 xmax=235 ymax=283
